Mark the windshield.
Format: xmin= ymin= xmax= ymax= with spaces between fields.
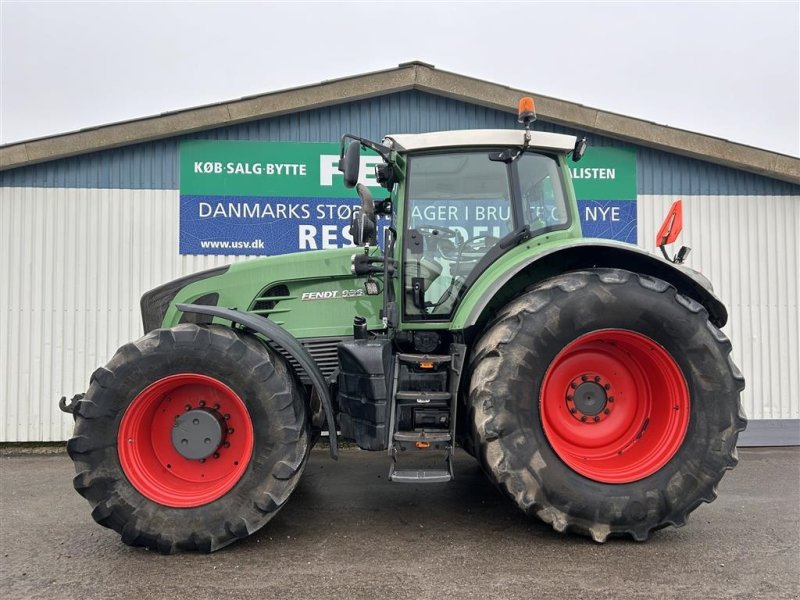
xmin=403 ymin=150 xmax=568 ymax=319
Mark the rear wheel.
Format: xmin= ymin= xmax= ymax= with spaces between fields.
xmin=67 ymin=324 xmax=310 ymax=553
xmin=468 ymin=269 xmax=746 ymax=541
xmin=540 ymin=329 xmax=690 ymax=484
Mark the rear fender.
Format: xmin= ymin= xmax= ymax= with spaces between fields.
xmin=453 ymin=241 xmax=728 ymax=334
xmin=177 ymin=304 xmax=338 ymax=459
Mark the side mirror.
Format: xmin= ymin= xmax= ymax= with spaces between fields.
xmin=339 ymin=140 xmax=361 ymax=188
xmin=572 ymin=137 xmax=588 ymax=162
xmin=349 ymin=207 xmax=377 ymax=247
xmin=350 ymin=208 xmax=364 ymax=246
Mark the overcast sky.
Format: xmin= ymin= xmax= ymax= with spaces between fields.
xmin=1 ymin=1 xmax=798 ymax=156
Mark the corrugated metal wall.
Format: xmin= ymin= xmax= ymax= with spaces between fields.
xmin=0 ymin=187 xmax=252 ymax=441
xmin=2 ymin=90 xmax=798 ymax=441
xmin=638 ymin=194 xmax=800 ymax=422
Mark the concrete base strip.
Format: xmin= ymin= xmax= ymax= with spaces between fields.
xmin=736 ymin=419 xmax=800 ymax=447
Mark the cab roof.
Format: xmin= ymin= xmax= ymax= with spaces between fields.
xmin=385 ymin=129 xmax=577 ymax=153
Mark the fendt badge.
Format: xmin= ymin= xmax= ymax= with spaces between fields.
xmin=301 ymin=289 xmax=365 ymax=301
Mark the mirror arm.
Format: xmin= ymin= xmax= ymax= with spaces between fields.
xmin=659 ymin=243 xmax=691 ymax=265
xmin=339 ymin=133 xmax=393 ymax=163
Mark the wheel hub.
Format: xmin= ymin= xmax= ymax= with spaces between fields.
xmin=572 ymin=381 xmax=607 ymax=416
xmin=566 ymin=374 xmax=614 ymax=422
xmin=171 ymin=409 xmax=226 ymax=460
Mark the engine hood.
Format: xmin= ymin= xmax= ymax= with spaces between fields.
xmin=151 ymin=247 xmax=383 ymax=339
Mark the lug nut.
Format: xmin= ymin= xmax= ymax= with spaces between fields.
xmin=223 ymin=442 xmax=230 ymax=448
xmin=228 ymin=428 xmax=234 ymax=434
xmin=199 ymin=458 xmax=206 ymax=463
xmin=581 ymin=416 xmax=587 ymax=422
xmin=566 ymin=395 xmax=573 ymax=402
xmin=199 ymin=400 xmax=206 ymax=407
xmin=570 ymin=382 xmax=578 ymax=389
xmin=185 ymin=404 xmax=191 ymax=411
xmin=604 ymin=384 xmax=611 ymax=390
xmin=224 ymin=414 xmax=231 ymax=420
xmin=604 ymin=409 xmax=611 ymax=415
xmin=214 ymin=403 xmax=221 ymax=410
xmin=213 ymin=452 xmax=220 ymax=459
xmin=608 ymin=397 xmax=614 ymax=403
xmin=594 ymin=416 xmax=601 ymax=422
xmin=569 ymin=408 xmax=577 ymax=414
xmin=581 ymin=375 xmax=589 ymax=382
xmin=594 ymin=376 xmax=601 ymax=383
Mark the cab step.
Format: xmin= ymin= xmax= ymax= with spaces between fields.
xmin=388 ymin=468 xmax=452 ymax=483
xmin=395 ymin=391 xmax=451 ymax=402
xmin=396 ymin=353 xmax=452 ymax=365
xmin=393 ymin=431 xmax=451 ymax=443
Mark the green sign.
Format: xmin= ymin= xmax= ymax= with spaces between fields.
xmin=180 ymin=140 xmax=379 ymax=198
xmin=570 ymin=146 xmax=637 ymax=200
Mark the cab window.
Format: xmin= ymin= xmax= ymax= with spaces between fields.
xmin=404 ymin=152 xmax=511 ymax=318
xmin=518 ymin=153 xmax=568 ymax=232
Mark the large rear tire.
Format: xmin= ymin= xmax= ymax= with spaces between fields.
xmin=468 ymin=269 xmax=746 ymax=542
xmin=67 ymin=323 xmax=310 ymax=553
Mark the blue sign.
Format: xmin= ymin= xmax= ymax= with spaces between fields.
xmin=180 ymin=196 xmax=369 ymax=255
xmin=578 ymin=200 xmax=637 ymax=244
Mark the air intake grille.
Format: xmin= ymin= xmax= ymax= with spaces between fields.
xmin=270 ymin=337 xmax=347 ymax=385
xmin=249 ymin=283 xmax=295 ymax=324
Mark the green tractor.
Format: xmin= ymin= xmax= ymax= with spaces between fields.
xmin=61 ymin=98 xmax=746 ymax=553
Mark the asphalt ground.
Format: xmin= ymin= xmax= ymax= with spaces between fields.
xmin=0 ymin=447 xmax=798 ymax=600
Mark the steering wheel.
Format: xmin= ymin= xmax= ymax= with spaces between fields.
xmin=461 ymin=235 xmax=498 ymax=252
xmin=415 ymin=225 xmax=461 ymax=258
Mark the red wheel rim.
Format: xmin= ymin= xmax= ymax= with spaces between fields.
xmin=118 ymin=374 xmax=254 ymax=507
xmin=540 ymin=330 xmax=690 ymax=484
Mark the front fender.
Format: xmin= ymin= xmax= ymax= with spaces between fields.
xmin=177 ymin=304 xmax=338 ymax=459
xmin=452 ymin=239 xmax=728 ymax=331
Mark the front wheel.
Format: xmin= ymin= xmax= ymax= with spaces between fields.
xmin=67 ymin=324 xmax=310 ymax=553
xmin=468 ymin=269 xmax=746 ymax=542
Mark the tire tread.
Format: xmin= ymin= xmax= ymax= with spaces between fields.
xmin=469 ymin=268 xmax=746 ymax=542
xmin=67 ymin=323 xmax=310 ymax=553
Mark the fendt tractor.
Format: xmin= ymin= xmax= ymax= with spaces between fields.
xmin=60 ymin=98 xmax=746 ymax=553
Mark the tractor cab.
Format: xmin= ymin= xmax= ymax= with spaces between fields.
xmin=340 ymin=99 xmax=587 ymax=326
xmin=395 ymin=132 xmax=577 ymax=320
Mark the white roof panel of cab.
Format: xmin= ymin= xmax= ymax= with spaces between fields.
xmin=385 ymin=129 xmax=576 ymax=152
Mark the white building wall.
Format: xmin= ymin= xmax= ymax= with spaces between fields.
xmin=1 ymin=187 xmax=798 ymax=441
xmin=637 ymin=194 xmax=800 ymax=422
xmin=0 ymin=187 xmax=247 ymax=441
